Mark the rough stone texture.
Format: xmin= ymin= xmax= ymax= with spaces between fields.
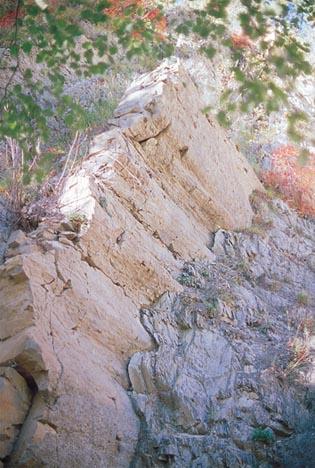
xmin=0 ymin=234 xmax=152 ymax=467
xmin=113 ymin=60 xmax=262 ymax=232
xmin=1 ymin=61 xmax=313 ymax=468
xmin=0 ymin=61 xmax=262 ymax=466
xmin=0 ymin=198 xmax=12 ymax=265
xmin=129 ymin=195 xmax=315 ymax=467
xmin=0 ymin=367 xmax=32 ymax=460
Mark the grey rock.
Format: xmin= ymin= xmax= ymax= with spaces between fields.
xmin=0 ymin=367 xmax=32 ymax=459
xmin=129 ymin=196 xmax=315 ymax=467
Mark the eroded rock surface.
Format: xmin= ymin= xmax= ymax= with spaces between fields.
xmin=114 ymin=60 xmax=262 ymax=232
xmin=1 ymin=61 xmax=312 ymax=468
xmin=129 ymin=197 xmax=315 ymax=467
xmin=0 ymin=368 xmax=32 ymax=460
xmin=0 ymin=231 xmax=152 ymax=466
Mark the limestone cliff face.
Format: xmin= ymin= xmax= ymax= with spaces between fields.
xmin=0 ymin=61 xmax=314 ymax=468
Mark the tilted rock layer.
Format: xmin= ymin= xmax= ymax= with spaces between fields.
xmin=0 ymin=61 xmax=314 ymax=467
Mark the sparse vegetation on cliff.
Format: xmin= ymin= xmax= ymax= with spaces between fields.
xmin=0 ymin=1 xmax=314 ymax=221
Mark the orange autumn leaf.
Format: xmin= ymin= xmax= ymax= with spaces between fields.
xmin=105 ymin=0 xmax=145 ymax=17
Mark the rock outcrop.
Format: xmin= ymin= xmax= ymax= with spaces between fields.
xmin=129 ymin=197 xmax=315 ymax=467
xmin=0 ymin=61 xmax=314 ymax=467
xmin=0 ymin=229 xmax=151 ymax=466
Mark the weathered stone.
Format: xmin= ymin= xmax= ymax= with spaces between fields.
xmin=0 ymin=256 xmax=35 ymax=341
xmin=0 ymin=244 xmax=152 ymax=466
xmin=114 ymin=59 xmax=262 ymax=231
xmin=0 ymin=62 xmax=313 ymax=468
xmin=4 ymin=230 xmax=33 ymax=260
xmin=129 ymin=194 xmax=315 ymax=467
xmin=0 ymin=367 xmax=32 ymax=459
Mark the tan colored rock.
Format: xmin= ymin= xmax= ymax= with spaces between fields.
xmin=0 ymin=255 xmax=34 ymax=341
xmin=57 ymin=62 xmax=262 ymax=307
xmin=0 ymin=242 xmax=152 ymax=466
xmin=0 ymin=60 xmax=263 ymax=466
xmin=59 ymin=173 xmax=182 ymax=306
xmin=114 ymin=59 xmax=263 ymax=231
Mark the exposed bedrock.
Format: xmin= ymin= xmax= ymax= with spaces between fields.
xmin=1 ymin=60 xmax=313 ymax=467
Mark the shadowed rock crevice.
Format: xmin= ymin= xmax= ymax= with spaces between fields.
xmin=0 ymin=366 xmax=38 ymax=466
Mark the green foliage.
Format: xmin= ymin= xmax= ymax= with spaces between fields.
xmin=297 ymin=291 xmax=309 ymax=306
xmin=174 ymin=0 xmax=313 ymax=137
xmin=177 ymin=272 xmax=196 ymax=287
xmin=200 ymin=268 xmax=209 ymax=278
xmin=0 ymin=0 xmax=172 ymax=154
xmin=79 ymin=98 xmax=118 ymax=131
xmin=205 ymin=297 xmax=219 ymax=318
xmin=0 ymin=0 xmax=314 ymax=192
xmin=252 ymin=427 xmax=275 ymax=444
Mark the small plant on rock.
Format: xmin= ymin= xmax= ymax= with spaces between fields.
xmin=177 ymin=273 xmax=199 ymax=288
xmin=205 ymin=297 xmax=219 ymax=318
xmin=297 ymin=291 xmax=309 ymax=306
xmin=69 ymin=212 xmax=88 ymax=232
xmin=286 ymin=336 xmax=310 ymax=376
xmin=177 ymin=264 xmax=203 ymax=288
xmin=252 ymin=427 xmax=275 ymax=444
xmin=200 ymin=268 xmax=209 ymax=278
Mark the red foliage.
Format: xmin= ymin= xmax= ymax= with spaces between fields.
xmin=0 ymin=0 xmax=167 ymax=40
xmin=0 ymin=0 xmax=56 ymax=29
xmin=261 ymin=144 xmax=315 ymax=217
xmin=0 ymin=8 xmax=21 ymax=28
xmin=231 ymin=33 xmax=253 ymax=49
xmin=105 ymin=0 xmax=167 ymax=36
xmin=105 ymin=0 xmax=141 ymax=15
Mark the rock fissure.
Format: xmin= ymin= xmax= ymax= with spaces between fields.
xmin=48 ymin=308 xmax=64 ymax=392
xmin=79 ymin=250 xmax=140 ymax=308
xmin=136 ymin=123 xmax=171 ymax=144
xmin=0 ymin=367 xmax=38 ymax=466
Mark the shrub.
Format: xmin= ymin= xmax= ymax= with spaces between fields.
xmin=206 ymin=298 xmax=219 ymax=318
xmin=69 ymin=212 xmax=88 ymax=232
xmin=231 ymin=33 xmax=253 ymax=50
xmin=0 ymin=132 xmax=86 ymax=228
xmin=261 ymin=145 xmax=315 ymax=217
xmin=297 ymin=291 xmax=309 ymax=306
xmin=286 ymin=335 xmax=310 ymax=376
xmin=252 ymin=427 xmax=275 ymax=444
